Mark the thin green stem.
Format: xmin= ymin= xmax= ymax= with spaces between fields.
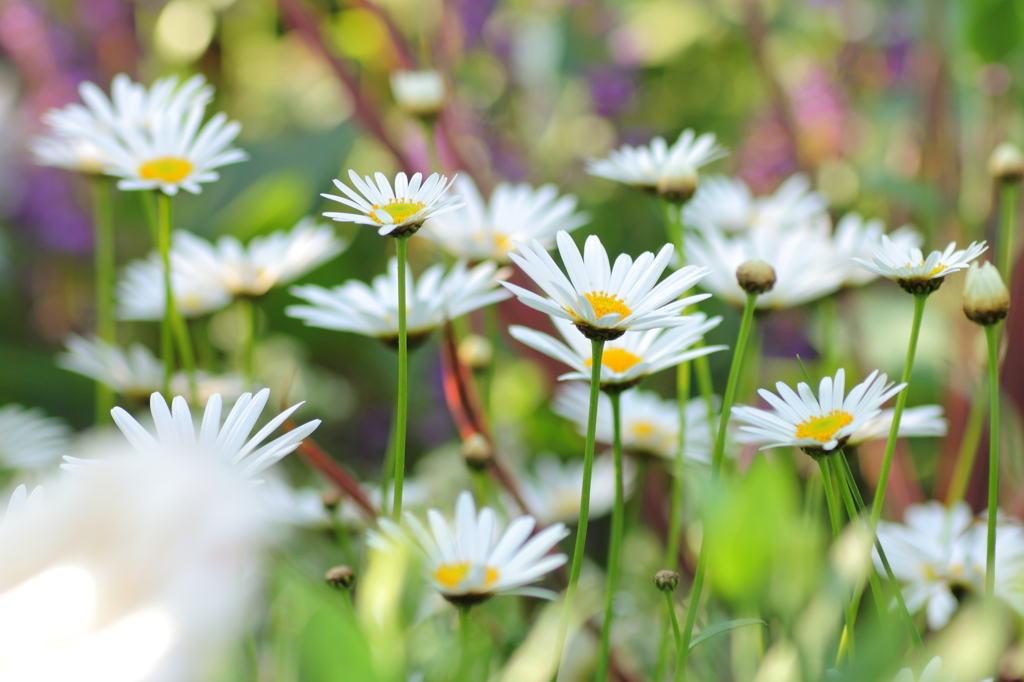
xmin=947 ymin=376 xmax=987 ymax=506
xmin=381 ymin=412 xmax=397 ymax=495
xmin=985 ymin=324 xmax=1001 ymax=608
xmin=91 ymin=177 xmax=115 ymax=423
xmin=998 ymin=181 xmax=1018 ymax=283
xmin=819 ymin=458 xmax=842 ymax=539
xmin=665 ymin=591 xmax=681 ymax=650
xmin=665 ymin=361 xmax=691 ymax=569
xmin=596 ymin=391 xmax=626 ymax=682
xmin=239 ymin=298 xmax=257 ymax=383
xmin=457 ymin=605 xmax=473 ymax=682
xmin=552 ymin=338 xmax=605 ymax=679
xmin=392 ymin=236 xmax=410 ymax=520
xmin=156 ymin=193 xmax=197 ymax=403
xmin=870 ymin=293 xmax=928 ymax=529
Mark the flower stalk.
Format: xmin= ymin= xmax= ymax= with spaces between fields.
xmin=91 ymin=177 xmax=115 ymax=423
xmin=155 ymin=192 xmax=197 ymax=403
xmin=392 ymin=234 xmax=411 ymax=520
xmin=596 ymin=390 xmax=626 ymax=682
xmin=985 ymin=323 xmax=1001 ymax=608
xmin=998 ymin=177 xmax=1019 ymax=283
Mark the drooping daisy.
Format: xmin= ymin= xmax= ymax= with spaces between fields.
xmin=830 ymin=213 xmax=922 ymax=288
xmin=514 ymin=454 xmax=635 ymax=526
xmin=586 ymin=129 xmax=727 ymax=195
xmin=100 ymin=389 xmax=320 ymax=481
xmin=0 ymin=404 xmax=72 ymax=470
xmin=419 ymin=175 xmax=589 ymax=262
xmin=380 ymin=490 xmax=569 ymax=604
xmin=731 ymin=368 xmax=905 ymax=456
xmin=509 ymin=313 xmax=724 ymax=390
xmin=170 ymin=219 xmax=347 ymax=298
xmin=116 ymin=252 xmax=232 ymax=320
xmin=390 ymin=69 xmax=446 ymax=119
xmin=852 ymin=236 xmax=988 ymax=295
xmin=682 ymin=174 xmax=827 ymax=234
xmin=504 ymin=231 xmax=711 ymax=341
xmin=685 ymin=220 xmax=845 ymax=308
xmin=553 ymin=384 xmax=715 ymax=463
xmin=322 ymin=170 xmax=463 ymax=237
xmin=287 ymin=258 xmax=510 ymax=346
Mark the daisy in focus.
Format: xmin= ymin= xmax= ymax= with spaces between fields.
xmin=587 ymin=129 xmax=728 ymax=196
xmin=504 ymin=231 xmax=711 ymax=341
xmin=683 ymin=174 xmax=827 ymax=233
xmin=0 ymin=404 xmax=72 ymax=470
xmin=731 ymin=368 xmax=906 ymax=455
xmin=377 ymin=490 xmax=569 ymax=604
xmin=513 ymin=454 xmax=634 ymax=526
xmin=829 ymin=213 xmax=922 ymax=288
xmin=322 ymin=170 xmax=463 ymax=237
xmin=419 ymin=175 xmax=589 ymax=262
xmin=734 ymin=404 xmax=946 ymax=448
xmin=287 ymin=258 xmax=510 ymax=346
xmin=853 ymin=237 xmax=988 ymax=294
xmin=509 ymin=313 xmax=724 ymax=390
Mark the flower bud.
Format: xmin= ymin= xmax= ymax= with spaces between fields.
xmin=736 ymin=259 xmax=777 ymax=295
xmin=390 ymin=69 xmax=445 ymax=121
xmin=461 ymin=432 xmax=494 ymax=470
xmin=656 ymin=172 xmax=698 ymax=204
xmin=989 ymin=142 xmax=1024 ymax=182
xmin=457 ymin=334 xmax=494 ymax=371
xmin=962 ymin=262 xmax=1010 ymax=326
xmin=325 ymin=565 xmax=355 ymax=590
xmin=654 ymin=569 xmax=680 ymax=593
xmin=321 ymin=487 xmax=344 ymax=510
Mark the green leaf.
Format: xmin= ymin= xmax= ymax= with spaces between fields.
xmin=689 ymin=618 xmax=767 ymax=650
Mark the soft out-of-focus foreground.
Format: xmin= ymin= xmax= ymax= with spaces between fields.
xmin=1 ymin=0 xmax=1023 ymax=680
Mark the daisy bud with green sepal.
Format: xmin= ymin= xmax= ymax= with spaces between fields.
xmin=962 ymin=262 xmax=1010 ymax=326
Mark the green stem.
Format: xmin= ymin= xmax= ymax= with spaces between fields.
xmin=819 ymin=458 xmax=842 ymax=539
xmin=91 ymin=177 xmax=115 ymax=424
xmin=239 ymin=298 xmax=257 ymax=383
xmin=869 ymin=293 xmax=928 ymax=529
xmin=392 ymin=236 xmax=410 ymax=520
xmin=596 ymin=391 xmax=626 ymax=682
xmin=694 ymin=352 xmax=718 ymax=442
xmin=552 ymin=338 xmax=605 ymax=678
xmin=985 ymin=324 xmax=1001 ymax=608
xmin=156 ymin=193 xmax=197 ymax=403
xmin=998 ymin=181 xmax=1018 ymax=283
xmin=665 ymin=361 xmax=691 ymax=569
xmin=457 ymin=605 xmax=473 ymax=682
xmin=947 ymin=376 xmax=988 ymax=506
xmin=381 ymin=412 xmax=397 ymax=495
xmin=665 ymin=591 xmax=682 ymax=650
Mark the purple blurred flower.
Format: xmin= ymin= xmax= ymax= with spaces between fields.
xmin=588 ymin=66 xmax=635 ymax=118
xmin=17 ymin=167 xmax=92 ymax=254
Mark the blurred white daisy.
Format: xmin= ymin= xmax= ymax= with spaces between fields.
xmin=322 ymin=170 xmax=463 ymax=237
xmin=378 ymin=490 xmax=569 ymax=603
xmin=553 ymin=384 xmax=715 ymax=463
xmin=514 ymin=454 xmax=634 ymax=526
xmin=170 ymin=219 xmax=347 ymax=298
xmin=419 ymin=175 xmax=589 ymax=262
xmin=853 ymin=237 xmax=988 ymax=294
xmin=287 ymin=258 xmax=510 ymax=345
xmin=682 ymin=174 xmax=826 ymax=233
xmin=732 ymin=368 xmax=905 ymax=455
xmin=830 ymin=213 xmax=922 ymax=288
xmin=390 ymin=69 xmax=445 ymax=118
xmin=257 ymin=475 xmax=329 ymax=527
xmin=586 ymin=129 xmax=727 ymax=194
xmin=685 ymin=219 xmax=844 ymax=308
xmin=116 ymin=252 xmax=232 ymax=320
xmin=336 ymin=478 xmax=431 ymax=528
xmin=509 ymin=313 xmax=724 ymax=389
xmin=504 ymin=231 xmax=710 ymax=341
xmin=0 ymin=404 xmax=72 ymax=470
xmin=102 ymin=389 xmax=320 ymax=481
xmin=2 ymin=485 xmax=43 ymax=526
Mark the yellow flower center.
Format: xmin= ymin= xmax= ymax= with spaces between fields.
xmin=901 ymin=261 xmax=946 ymax=277
xmin=584 ymin=347 xmax=643 ymax=374
xmin=432 ymin=562 xmax=499 ymax=590
xmin=795 ymin=410 xmax=854 ymax=443
xmin=583 ymin=291 xmax=632 ymax=320
xmin=630 ymin=420 xmax=659 ymax=446
xmin=139 ymin=156 xmax=194 ymax=183
xmin=494 ymin=233 xmax=515 ymax=255
xmin=370 ymin=200 xmax=426 ymax=224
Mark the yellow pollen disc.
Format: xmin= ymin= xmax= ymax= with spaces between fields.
xmin=139 ymin=156 xmax=193 ymax=183
xmin=584 ymin=347 xmax=643 ymax=373
xmin=434 ymin=562 xmax=470 ymax=589
xmin=484 ymin=566 xmax=499 ymax=587
xmin=494 ymin=233 xmax=514 ymax=254
xmin=795 ymin=410 xmax=854 ymax=443
xmin=583 ymin=291 xmax=632 ymax=320
xmin=928 ymin=263 xmax=946 ymax=277
xmin=630 ymin=420 xmax=658 ymax=445
xmin=370 ymin=199 xmax=426 ymax=224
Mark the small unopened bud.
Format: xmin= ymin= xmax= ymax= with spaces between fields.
xmin=736 ymin=259 xmax=777 ymax=295
xmin=656 ymin=172 xmax=698 ymax=203
xmin=461 ymin=433 xmax=494 ymax=470
xmin=989 ymin=142 xmax=1024 ymax=182
xmin=457 ymin=334 xmax=493 ymax=371
xmin=654 ymin=569 xmax=680 ymax=593
xmin=321 ymin=488 xmax=344 ymax=510
xmin=963 ymin=262 xmax=1010 ymax=326
xmin=390 ymin=69 xmax=445 ymax=121
xmin=325 ymin=565 xmax=355 ymax=590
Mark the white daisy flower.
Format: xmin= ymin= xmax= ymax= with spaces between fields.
xmin=504 ymin=231 xmax=711 ymax=341
xmin=830 ymin=213 xmax=923 ymax=288
xmin=380 ymin=490 xmax=569 ymax=604
xmin=509 ymin=313 xmax=724 ymax=389
xmin=513 ymin=454 xmax=634 ymax=526
xmin=852 ymin=236 xmax=988 ymax=295
xmin=257 ymin=475 xmax=329 ymax=527
xmin=101 ymin=389 xmax=320 ymax=481
xmin=170 ymin=218 xmax=347 ymax=298
xmin=390 ymin=69 xmax=446 ymax=118
xmin=734 ymin=404 xmax=946 ymax=448
xmin=116 ymin=252 xmax=232 ymax=320
xmin=553 ymin=384 xmax=715 ymax=463
xmin=287 ymin=258 xmax=510 ymax=345
xmin=322 ymin=170 xmax=463 ymax=237
xmin=685 ymin=220 xmax=845 ymax=308
xmin=731 ymin=368 xmax=906 ymax=455
xmin=0 ymin=404 xmax=72 ymax=469
xmin=419 ymin=175 xmax=589 ymax=263
xmin=682 ymin=174 xmax=827 ymax=233
xmin=1 ymin=484 xmax=44 ymax=526
xmin=91 ymin=98 xmax=247 ymax=195
xmin=586 ymin=129 xmax=728 ymax=194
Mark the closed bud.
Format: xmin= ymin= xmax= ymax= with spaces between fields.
xmin=962 ymin=262 xmax=1010 ymax=326
xmin=390 ymin=69 xmax=446 ymax=121
xmin=325 ymin=565 xmax=355 ymax=590
xmin=457 ymin=334 xmax=494 ymax=371
xmin=736 ymin=259 xmax=777 ymax=295
xmin=654 ymin=569 xmax=680 ymax=593
xmin=989 ymin=142 xmax=1024 ymax=182
xmin=321 ymin=488 xmax=343 ymax=510
xmin=461 ymin=433 xmax=494 ymax=470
